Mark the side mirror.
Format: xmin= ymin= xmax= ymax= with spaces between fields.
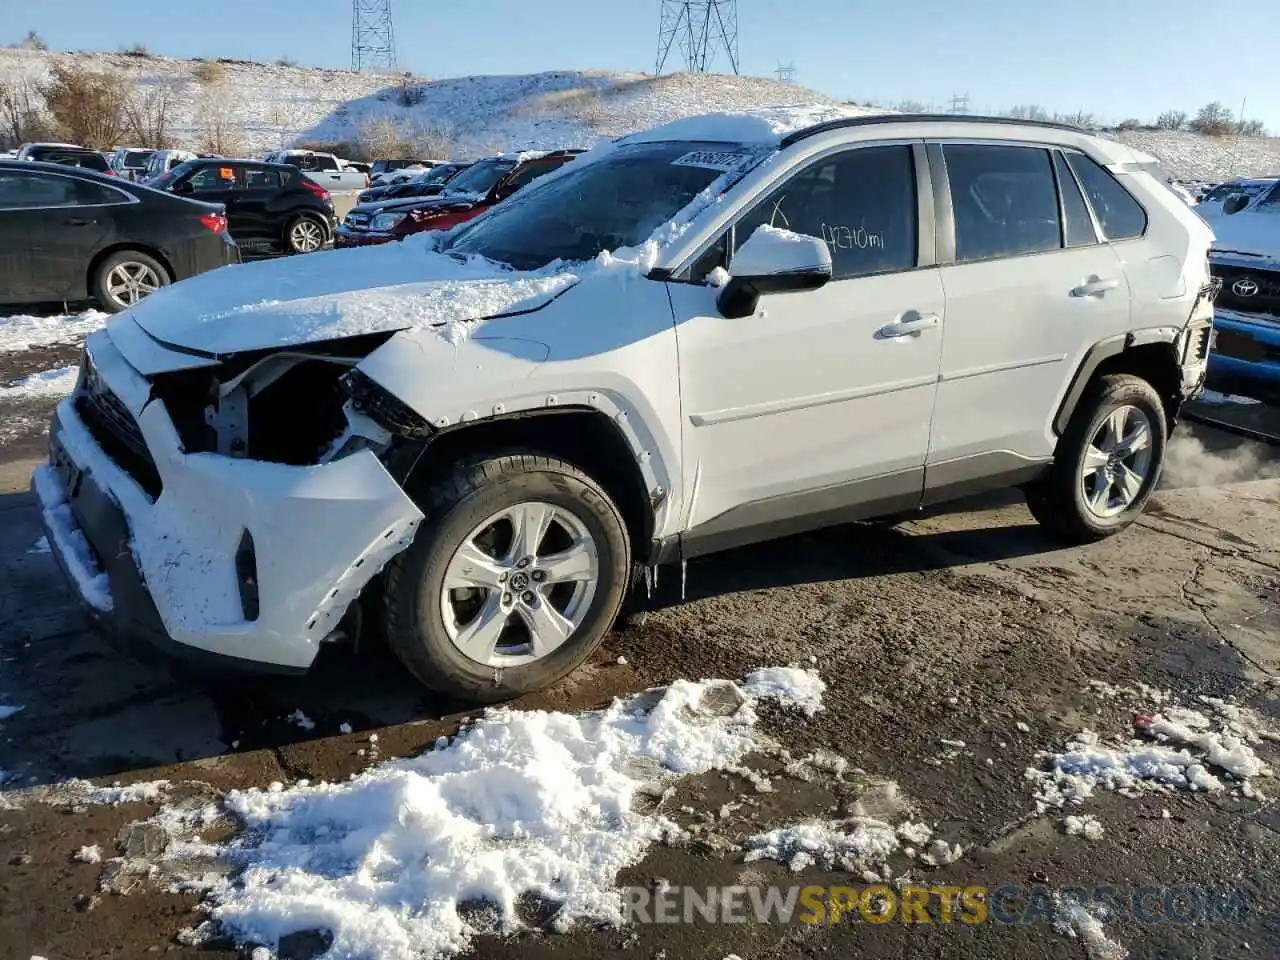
xmin=1223 ymin=194 xmax=1250 ymax=215
xmin=716 ymin=225 xmax=832 ymax=319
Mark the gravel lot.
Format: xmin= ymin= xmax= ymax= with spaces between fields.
xmin=0 ymin=327 xmax=1278 ymax=960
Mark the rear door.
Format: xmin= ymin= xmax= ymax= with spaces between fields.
xmin=0 ymin=168 xmax=111 ymax=302
xmin=925 ymin=141 xmax=1131 ymax=492
xmin=231 ymin=165 xmax=285 ymax=246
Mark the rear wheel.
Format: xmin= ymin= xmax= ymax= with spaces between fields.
xmin=91 ymin=251 xmax=170 ymax=313
xmin=1026 ymin=373 xmax=1167 ymax=543
xmin=285 ymin=214 xmax=327 ymax=254
xmin=384 ymin=453 xmax=630 ymax=703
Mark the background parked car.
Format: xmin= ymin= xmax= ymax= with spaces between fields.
xmin=336 ymin=151 xmax=581 ymax=248
xmin=369 ymin=158 xmax=429 ymax=186
xmin=16 ymin=143 xmax=114 ymax=175
xmin=142 ymin=149 xmax=197 ymax=182
xmin=110 ymin=147 xmax=156 ymax=181
xmin=150 ymin=158 xmax=336 ymax=256
xmin=355 ymin=161 xmax=470 ymax=204
xmin=0 ymin=159 xmax=237 ymax=312
xmin=263 ymin=150 xmax=368 ymax=191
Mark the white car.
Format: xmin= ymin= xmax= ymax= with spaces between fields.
xmin=36 ymin=109 xmax=1216 ymax=701
xmin=142 ymin=148 xmax=197 ymax=181
xmin=265 ymin=149 xmax=369 ymax=191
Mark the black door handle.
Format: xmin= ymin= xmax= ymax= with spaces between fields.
xmin=64 ymin=218 xmax=94 ymax=227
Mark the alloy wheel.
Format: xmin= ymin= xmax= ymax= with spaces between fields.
xmin=440 ymin=501 xmax=600 ymax=667
xmin=290 ymin=219 xmax=325 ymax=252
xmin=105 ymin=261 xmax=162 ymax=307
xmin=1079 ymin=404 xmax=1154 ymax=518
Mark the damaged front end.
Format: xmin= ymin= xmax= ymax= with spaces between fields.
xmin=37 ymin=327 xmax=429 ymax=673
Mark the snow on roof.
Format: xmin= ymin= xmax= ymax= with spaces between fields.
xmin=617 ymin=103 xmax=884 ymax=146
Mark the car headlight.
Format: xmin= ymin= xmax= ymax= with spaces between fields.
xmin=372 ymin=212 xmax=407 ymax=231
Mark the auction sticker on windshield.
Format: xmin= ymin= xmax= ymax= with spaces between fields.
xmin=671 ymin=150 xmax=754 ymax=172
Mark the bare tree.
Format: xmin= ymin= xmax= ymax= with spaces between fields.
xmin=15 ymin=30 xmax=48 ymax=51
xmin=1117 ymin=118 xmax=1142 ymax=131
xmin=1237 ymin=118 xmax=1267 ymax=137
xmin=414 ymin=124 xmax=453 ymax=160
xmin=894 ymin=100 xmax=928 ymax=114
xmin=0 ymin=76 xmax=52 ymax=148
xmin=40 ymin=64 xmax=131 ymax=148
xmin=1004 ymin=104 xmax=1050 ymax=122
xmin=124 ymin=79 xmax=177 ymax=148
xmin=1156 ymin=110 xmax=1187 ymax=131
xmin=1189 ymin=101 xmax=1233 ymax=136
xmin=197 ymin=82 xmax=245 ymax=156
xmin=359 ymin=116 xmax=417 ymax=159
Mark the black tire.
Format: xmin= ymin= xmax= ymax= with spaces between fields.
xmin=384 ymin=452 xmax=631 ymax=703
xmin=1026 ymin=373 xmax=1168 ymax=544
xmin=284 ymin=213 xmax=328 ymax=254
xmin=91 ymin=250 xmax=171 ymax=313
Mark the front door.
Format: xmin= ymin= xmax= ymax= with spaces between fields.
xmin=231 ymin=166 xmax=285 ymax=246
xmin=670 ymin=143 xmax=945 ymax=552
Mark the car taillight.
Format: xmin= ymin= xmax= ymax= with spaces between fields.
xmin=301 ymin=178 xmax=331 ymax=202
xmin=199 ymin=212 xmax=228 ymax=234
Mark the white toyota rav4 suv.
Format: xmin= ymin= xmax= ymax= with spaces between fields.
xmin=36 ymin=109 xmax=1217 ymax=702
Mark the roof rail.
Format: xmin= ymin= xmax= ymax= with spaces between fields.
xmin=780 ymin=113 xmax=1090 ymax=148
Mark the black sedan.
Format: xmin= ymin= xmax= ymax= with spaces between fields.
xmin=0 ymin=159 xmax=238 ymax=313
xmin=355 ymin=162 xmax=470 ymax=205
xmin=151 ymin=158 xmax=337 ymax=256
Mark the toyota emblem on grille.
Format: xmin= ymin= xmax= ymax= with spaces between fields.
xmin=1232 ymin=278 xmax=1260 ymax=297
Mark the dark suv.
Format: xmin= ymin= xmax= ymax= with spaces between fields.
xmin=337 ymin=151 xmax=582 ymax=248
xmin=151 ymin=158 xmax=337 ymax=255
xmin=356 ymin=162 xmax=470 ymax=204
xmin=16 ymin=143 xmax=114 ymax=175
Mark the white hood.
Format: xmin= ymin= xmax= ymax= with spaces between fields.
xmin=125 ymin=241 xmax=578 ymax=357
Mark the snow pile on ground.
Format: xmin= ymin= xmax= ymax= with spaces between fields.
xmin=0 ymin=49 xmax=848 ymax=158
xmin=0 ymin=365 xmax=78 ymax=400
xmin=0 ymin=309 xmax=106 ymax=353
xmin=743 ymin=817 xmax=961 ymax=876
xmin=1063 ymin=813 xmax=1105 ymax=840
xmin=168 ymin=670 xmax=823 ymax=959
xmin=1053 ymin=893 xmax=1128 ymax=960
xmin=1027 ymin=697 xmax=1273 ymax=810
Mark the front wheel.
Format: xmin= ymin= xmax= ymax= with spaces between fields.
xmin=384 ymin=453 xmax=631 ymax=703
xmin=1026 ymin=373 xmax=1168 ymax=544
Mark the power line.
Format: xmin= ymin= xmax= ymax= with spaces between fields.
xmin=949 ymin=92 xmax=970 ymax=115
xmin=352 ymin=0 xmax=396 ymax=72
xmin=775 ymin=61 xmax=796 ymax=83
xmin=656 ymin=1 xmax=740 ymax=75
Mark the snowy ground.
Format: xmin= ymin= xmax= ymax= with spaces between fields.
xmin=0 ymin=387 xmax=1277 ymax=957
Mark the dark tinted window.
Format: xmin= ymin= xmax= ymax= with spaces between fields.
xmin=311 ymin=155 xmax=339 ymax=172
xmin=0 ymin=170 xmax=78 ymax=208
xmin=500 ymin=160 xmax=562 ymax=194
xmin=1256 ymin=182 xmax=1280 ymax=209
xmin=1053 ymin=151 xmax=1096 ymax=247
xmin=1066 ymin=152 xmax=1147 ymax=240
xmin=123 ymin=150 xmax=152 ymax=167
xmin=75 ymin=180 xmax=127 ymax=205
xmin=734 ymin=145 xmax=917 ymax=279
xmin=241 ymin=167 xmax=282 ymax=190
xmin=945 ymin=144 xmax=1061 ymax=262
xmin=187 ymin=165 xmax=236 ymax=190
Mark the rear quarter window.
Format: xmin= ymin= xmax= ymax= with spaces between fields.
xmin=1065 ymin=153 xmax=1147 ymax=241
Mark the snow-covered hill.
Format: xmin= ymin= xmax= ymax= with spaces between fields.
xmin=5 ymin=48 xmax=1280 ymax=178
xmin=0 ymin=49 xmax=843 ymax=158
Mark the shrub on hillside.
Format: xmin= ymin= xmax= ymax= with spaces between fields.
xmin=276 ymin=56 xmax=299 ymax=68
xmin=197 ymin=82 xmax=244 ymax=156
xmin=1117 ymin=118 xmax=1142 ymax=131
xmin=0 ymin=77 xmax=54 ymax=148
xmin=1190 ymin=102 xmax=1234 ymax=136
xmin=293 ymin=139 xmax=369 ymax=162
xmin=194 ymin=59 xmax=225 ymax=85
xmin=121 ymin=43 xmax=153 ymax=58
xmin=40 ymin=64 xmax=130 ymax=149
xmin=124 ymin=79 xmax=177 ymax=149
xmin=359 ymin=116 xmax=417 ymax=159
xmin=1156 ymin=110 xmax=1186 ymax=131
xmin=12 ymin=30 xmax=47 ymax=51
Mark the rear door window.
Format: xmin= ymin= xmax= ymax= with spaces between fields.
xmin=733 ymin=144 xmax=918 ymax=279
xmin=944 ymin=144 xmax=1061 ymax=262
xmin=1065 ymin=152 xmax=1147 ymax=240
xmin=240 ymin=168 xmax=282 ymax=190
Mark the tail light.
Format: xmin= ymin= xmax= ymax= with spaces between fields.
xmin=301 ymin=177 xmax=331 ymax=202
xmin=198 ymin=211 xmax=228 ymax=235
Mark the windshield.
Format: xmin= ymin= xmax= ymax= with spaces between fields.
xmin=443 ymin=159 xmax=517 ymax=196
xmin=422 ymin=164 xmax=459 ymax=184
xmin=445 ymin=141 xmax=762 ymax=270
xmin=1204 ymin=181 xmax=1271 ymax=203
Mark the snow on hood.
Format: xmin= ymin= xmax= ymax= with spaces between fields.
xmin=125 ymin=239 xmax=578 ymax=357
xmin=1210 ymin=208 xmax=1280 ymax=266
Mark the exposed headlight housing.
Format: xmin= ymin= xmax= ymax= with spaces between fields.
xmin=342 ymin=369 xmax=432 ymax=438
xmin=371 ymin=212 xmax=407 ymax=231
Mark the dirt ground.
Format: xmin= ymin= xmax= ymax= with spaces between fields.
xmin=0 ymin=353 xmax=1278 ymax=959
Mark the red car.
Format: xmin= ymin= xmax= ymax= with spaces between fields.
xmin=335 ymin=150 xmax=583 ymax=248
